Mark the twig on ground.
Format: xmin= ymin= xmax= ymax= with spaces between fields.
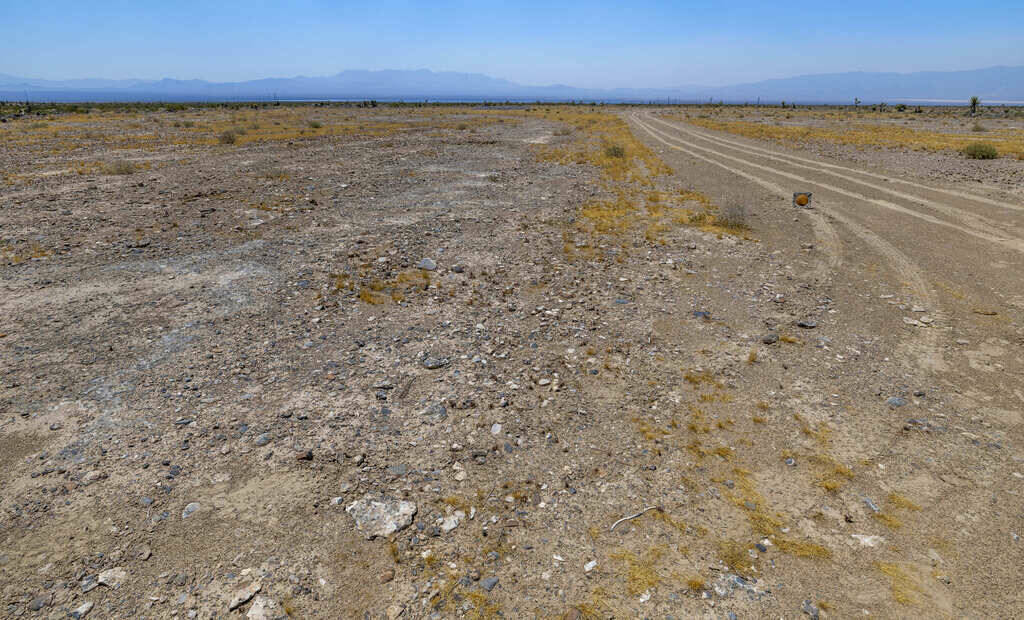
xmin=609 ymin=505 xmax=662 ymax=532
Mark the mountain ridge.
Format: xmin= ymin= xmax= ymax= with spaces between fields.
xmin=2 ymin=66 xmax=1022 ymax=104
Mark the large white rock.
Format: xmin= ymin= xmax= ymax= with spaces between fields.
xmin=346 ymin=496 xmax=417 ymax=539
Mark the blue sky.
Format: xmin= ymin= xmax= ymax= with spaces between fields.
xmin=4 ymin=0 xmax=1022 ymax=88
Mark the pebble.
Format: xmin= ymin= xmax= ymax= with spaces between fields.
xmin=97 ymin=567 xmax=127 ymax=588
xmin=480 ymin=576 xmax=499 ymax=592
xmin=422 ymin=356 xmax=450 ymax=370
xmin=490 ymin=423 xmax=502 ymax=435
xmin=70 ymin=601 xmax=94 ymax=619
xmin=584 ymin=560 xmax=598 ymax=573
xmin=247 ymin=596 xmax=283 ymax=620
xmin=796 ymin=319 xmax=817 ymax=329
xmin=802 ymin=599 xmax=820 ymax=619
xmin=182 ymin=502 xmax=201 ymax=519
xmin=254 ymin=433 xmax=272 ymax=446
xmin=886 ymin=396 xmax=908 ymax=408
xmin=417 ymin=258 xmax=437 ymax=271
xmin=762 ymin=333 xmax=779 ymax=344
xmin=28 ymin=596 xmax=48 ymax=611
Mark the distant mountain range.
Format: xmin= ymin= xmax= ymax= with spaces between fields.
xmin=1 ymin=66 xmax=1023 ymax=104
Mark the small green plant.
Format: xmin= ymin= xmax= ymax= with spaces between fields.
xmin=308 ymin=120 xmax=322 ymax=129
xmin=604 ymin=144 xmax=626 ymax=158
xmin=971 ymin=122 xmax=987 ymax=132
xmin=962 ymin=142 xmax=998 ymax=159
xmin=218 ymin=130 xmax=238 ymax=145
xmin=969 ymin=95 xmax=980 ymax=116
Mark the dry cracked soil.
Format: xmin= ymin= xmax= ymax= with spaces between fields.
xmin=1 ymin=103 xmax=1023 ymax=619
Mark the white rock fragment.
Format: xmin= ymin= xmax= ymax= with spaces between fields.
xmin=346 ymin=496 xmax=417 ymax=539
xmin=229 ymin=581 xmax=262 ymax=611
xmin=246 ymin=595 xmax=283 ymax=619
xmin=584 ymin=560 xmax=597 ymax=573
xmin=851 ymin=534 xmax=885 ymax=547
xmin=97 ymin=567 xmax=127 ymax=588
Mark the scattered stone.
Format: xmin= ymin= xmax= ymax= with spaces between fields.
xmin=480 ymin=576 xmax=499 ymax=592
xmin=863 ymin=497 xmax=881 ymax=513
xmin=28 ymin=595 xmax=49 ymax=611
xmin=296 ymin=449 xmax=313 ymax=461
xmin=887 ymin=396 xmax=908 ymax=408
xmin=422 ymin=355 xmax=450 ymax=370
xmin=346 ymin=496 xmax=417 ymax=539
xmin=182 ymin=502 xmax=201 ymax=519
xmin=490 ymin=423 xmax=502 ymax=435
xmin=254 ymin=433 xmax=272 ymax=446
xmin=801 ymin=599 xmax=820 ymax=619
xmin=796 ymin=319 xmax=817 ymax=329
xmin=97 ymin=567 xmax=127 ymax=588
xmin=379 ymin=569 xmax=395 ymax=583
xmin=584 ymin=560 xmax=597 ymax=573
xmin=82 ymin=470 xmax=106 ymax=485
xmin=246 ymin=595 xmax=283 ymax=619
xmin=417 ymin=258 xmax=437 ymax=271
xmin=762 ymin=333 xmax=779 ymax=344
xmin=70 ymin=601 xmax=94 ymax=619
xmin=228 ymin=581 xmax=262 ymax=611
xmin=440 ymin=510 xmax=465 ymax=533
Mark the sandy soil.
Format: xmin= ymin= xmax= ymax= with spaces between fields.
xmin=1 ymin=104 xmax=1023 ymax=619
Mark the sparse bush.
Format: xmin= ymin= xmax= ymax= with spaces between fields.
xmin=182 ymin=120 xmax=195 ymax=128
xmin=718 ymin=203 xmax=749 ymax=230
xmin=971 ymin=122 xmax=987 ymax=132
xmin=308 ymin=121 xmax=322 ymax=129
xmin=604 ymin=144 xmax=626 ymax=158
xmin=962 ymin=142 xmax=998 ymax=159
xmin=102 ymin=160 xmax=137 ymax=175
xmin=218 ymin=130 xmax=238 ymax=145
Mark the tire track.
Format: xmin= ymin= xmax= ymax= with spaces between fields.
xmin=649 ymin=114 xmax=1024 ymax=241
xmin=630 ymin=113 xmax=946 ymax=371
xmin=640 ymin=114 xmax=1024 ymax=254
xmin=653 ymin=114 xmax=1024 ymax=213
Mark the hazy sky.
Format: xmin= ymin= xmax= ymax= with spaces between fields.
xmin=4 ymin=0 xmax=1022 ymax=88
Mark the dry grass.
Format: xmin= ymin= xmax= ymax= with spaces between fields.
xmin=679 ymin=113 xmax=1024 ymax=158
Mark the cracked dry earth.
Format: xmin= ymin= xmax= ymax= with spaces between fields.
xmin=2 ymin=105 xmax=1023 ymax=619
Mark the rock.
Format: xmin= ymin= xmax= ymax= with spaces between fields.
xmin=385 ymin=605 xmax=404 ymax=620
xmin=417 ymin=258 xmax=437 ymax=271
xmin=28 ymin=595 xmax=48 ymax=611
xmin=296 ymin=450 xmax=313 ymax=461
xmin=480 ymin=576 xmax=499 ymax=592
xmin=761 ymin=333 xmax=779 ymax=344
xmin=97 ymin=567 xmax=127 ymax=588
xmin=440 ymin=510 xmax=465 ymax=533
xmin=852 ymin=534 xmax=884 ymax=547
xmin=387 ymin=464 xmax=409 ymax=476
xmin=247 ymin=595 xmax=283 ymax=620
xmin=584 ymin=560 xmax=597 ymax=573
xmin=886 ymin=396 xmax=907 ymax=408
xmin=490 ymin=423 xmax=502 ymax=435
xmin=346 ymin=496 xmax=417 ymax=539
xmin=422 ymin=355 xmax=450 ymax=369
xmin=182 ymin=502 xmax=201 ymax=519
xmin=422 ymin=403 xmax=447 ymax=422
xmin=379 ymin=569 xmax=395 ymax=583
xmin=254 ymin=433 xmax=272 ymax=446
xmin=229 ymin=581 xmax=262 ymax=611
xmin=70 ymin=601 xmax=94 ymax=619
xmin=137 ymin=545 xmax=152 ymax=561
xmin=82 ymin=470 xmax=106 ymax=485
xmin=796 ymin=319 xmax=817 ymax=329
xmin=801 ymin=599 xmax=820 ymax=619
xmin=863 ymin=497 xmax=881 ymax=513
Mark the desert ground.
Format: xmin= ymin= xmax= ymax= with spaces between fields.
xmin=1 ymin=102 xmax=1023 ymax=619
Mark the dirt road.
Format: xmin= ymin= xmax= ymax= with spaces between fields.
xmin=628 ymin=110 xmax=1024 ymax=616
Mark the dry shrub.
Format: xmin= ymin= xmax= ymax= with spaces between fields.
xmin=102 ymin=160 xmax=137 ymax=175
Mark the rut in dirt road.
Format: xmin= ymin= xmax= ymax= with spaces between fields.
xmin=641 ymin=113 xmax=1024 ymax=253
xmin=630 ymin=112 xmax=948 ymax=372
